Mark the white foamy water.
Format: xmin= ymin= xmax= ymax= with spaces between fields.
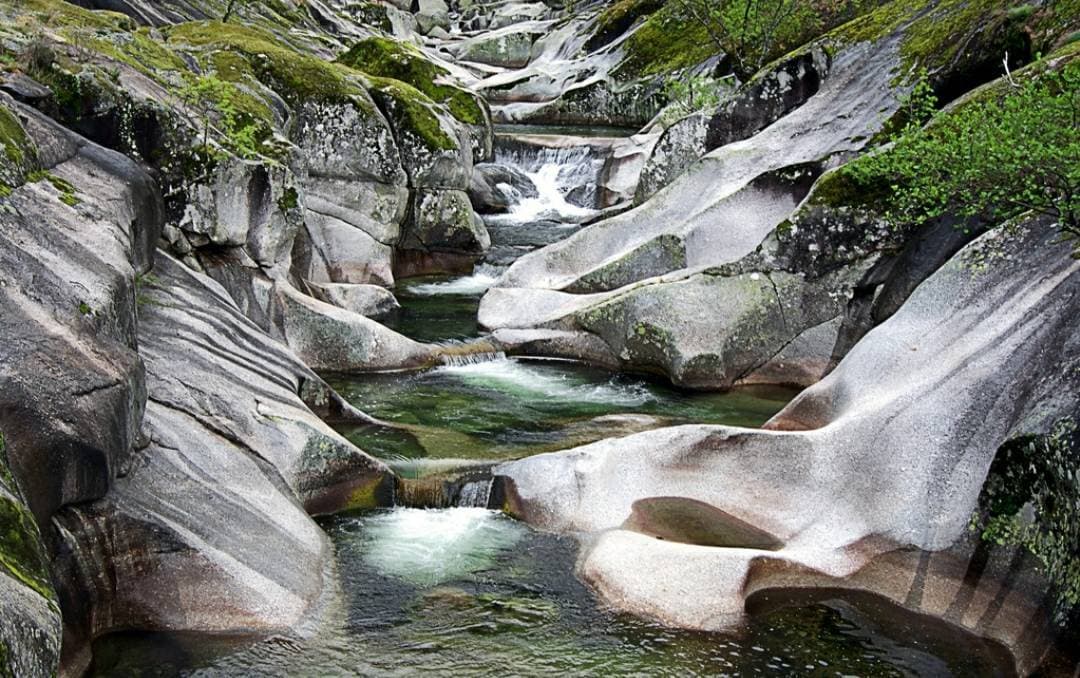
xmin=408 ymin=264 xmax=504 ymax=296
xmin=507 ymin=162 xmax=598 ymax=222
xmin=436 ymin=358 xmax=655 ymax=406
xmin=360 ymin=508 xmax=525 ymax=586
xmin=494 ymin=145 xmax=602 ymax=223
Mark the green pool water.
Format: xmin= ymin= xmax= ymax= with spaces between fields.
xmin=91 ymin=508 xmax=1015 ymax=677
xmin=327 ymin=359 xmax=795 ymax=466
xmin=382 ymin=274 xmax=489 ymax=343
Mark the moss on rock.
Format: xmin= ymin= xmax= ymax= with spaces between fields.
xmin=0 ymin=104 xmax=36 ymax=194
xmin=166 ymin=21 xmax=368 ymax=107
xmin=588 ymin=0 xmax=666 ymax=51
xmin=615 ymin=3 xmax=715 ymax=77
xmin=337 ymin=37 xmax=486 ymax=126
xmin=365 ymin=75 xmax=457 ymax=152
xmin=0 ymin=433 xmax=57 ymax=609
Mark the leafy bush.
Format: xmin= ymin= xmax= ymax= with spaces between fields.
xmin=844 ymin=62 xmax=1080 ymax=248
xmin=669 ymin=0 xmax=873 ymax=79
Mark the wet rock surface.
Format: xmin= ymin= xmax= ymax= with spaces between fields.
xmin=498 ymin=221 xmax=1080 ymax=669
xmin=0 ymin=0 xmax=1078 ymax=675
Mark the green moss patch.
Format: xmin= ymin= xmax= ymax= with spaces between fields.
xmin=0 ymin=105 xmax=34 ymax=188
xmin=831 ymin=0 xmax=1071 ymax=78
xmin=166 ymin=21 xmax=367 ymax=107
xmin=27 ymin=170 xmax=80 ymax=206
xmin=615 ymin=4 xmax=716 ymax=77
xmin=0 ymin=493 xmax=56 ymax=606
xmin=366 ymin=75 xmax=457 ymax=152
xmin=591 ymin=0 xmax=666 ymax=50
xmin=0 ymin=433 xmax=57 ymax=607
xmin=338 ymin=37 xmax=486 ymax=125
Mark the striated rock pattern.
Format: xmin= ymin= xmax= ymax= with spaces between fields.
xmin=497 ymin=220 xmax=1080 ymax=671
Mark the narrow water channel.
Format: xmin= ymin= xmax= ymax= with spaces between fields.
xmin=90 ymin=128 xmax=1017 ymax=676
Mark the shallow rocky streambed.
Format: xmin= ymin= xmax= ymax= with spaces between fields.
xmin=90 ymin=127 xmax=1016 ymax=677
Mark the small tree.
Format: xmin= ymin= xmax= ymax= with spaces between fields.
xmin=670 ymin=0 xmax=817 ymax=80
xmin=178 ymin=73 xmax=261 ymax=158
xmin=844 ymin=64 xmax=1080 ymax=247
xmin=670 ymin=0 xmax=873 ymax=81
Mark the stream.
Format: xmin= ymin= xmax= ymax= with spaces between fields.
xmin=90 ymin=128 xmax=1016 ymax=676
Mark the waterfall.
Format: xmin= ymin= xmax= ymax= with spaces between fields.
xmin=457 ymin=478 xmax=495 ymax=508
xmin=408 ymin=263 xmax=505 ymax=296
xmin=440 ymin=350 xmax=508 ymax=366
xmin=494 ymin=142 xmax=603 ymax=218
xmin=394 ymin=474 xmax=495 ymax=509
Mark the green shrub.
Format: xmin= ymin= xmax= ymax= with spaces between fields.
xmin=658 ymin=73 xmax=726 ymax=125
xmin=178 ymin=72 xmax=266 ymax=159
xmin=843 ymin=62 xmax=1080 ymax=248
xmin=667 ymin=0 xmax=875 ymax=79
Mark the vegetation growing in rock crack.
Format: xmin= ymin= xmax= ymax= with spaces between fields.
xmin=659 ymin=72 xmax=726 ymax=125
xmin=843 ymin=60 xmax=1080 ymax=251
xmin=178 ymin=73 xmax=263 ymax=159
xmin=974 ymin=419 xmax=1080 ymax=620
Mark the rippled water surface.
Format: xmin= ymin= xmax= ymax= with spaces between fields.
xmin=92 ymin=507 xmax=1014 ymax=677
xmin=327 ymin=359 xmax=795 ymax=463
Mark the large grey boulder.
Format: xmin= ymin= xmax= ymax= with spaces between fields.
xmin=0 ymin=92 xmax=401 ymax=676
xmin=634 ymin=112 xmax=710 ymax=204
xmin=51 ymin=251 xmax=398 ymax=673
xmin=175 ymin=156 xmax=304 ymax=274
xmin=408 ymin=188 xmax=492 ymax=253
xmin=137 ymin=254 xmax=395 ymax=510
xmin=275 ymin=283 xmax=436 ymax=371
xmin=496 ymin=220 xmax=1080 ymax=669
xmin=454 ymin=23 xmax=544 ymax=68
xmin=292 ymin=98 xmax=411 ymax=287
xmin=415 ymin=0 xmax=450 ymax=34
xmin=0 ymin=98 xmax=161 ymax=677
xmin=307 ymin=281 xmax=402 ymax=319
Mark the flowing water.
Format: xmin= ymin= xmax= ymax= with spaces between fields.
xmin=92 ymin=507 xmax=1014 ymax=677
xmin=328 ymin=360 xmax=794 ymax=465
xmin=89 ymin=127 xmax=1018 ymax=676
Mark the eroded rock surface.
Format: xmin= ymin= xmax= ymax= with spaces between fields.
xmin=0 ymin=88 xmax=395 ymax=675
xmin=496 ymin=221 xmax=1080 ymax=669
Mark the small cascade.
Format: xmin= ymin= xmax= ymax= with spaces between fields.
xmin=457 ymin=478 xmax=495 ymax=508
xmin=494 ymin=141 xmax=604 ymax=217
xmin=394 ymin=471 xmax=498 ymax=509
xmin=439 ymin=350 xmax=508 ymax=366
xmin=494 ymin=144 xmax=597 ymax=177
xmin=408 ymin=263 xmax=505 ymax=296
